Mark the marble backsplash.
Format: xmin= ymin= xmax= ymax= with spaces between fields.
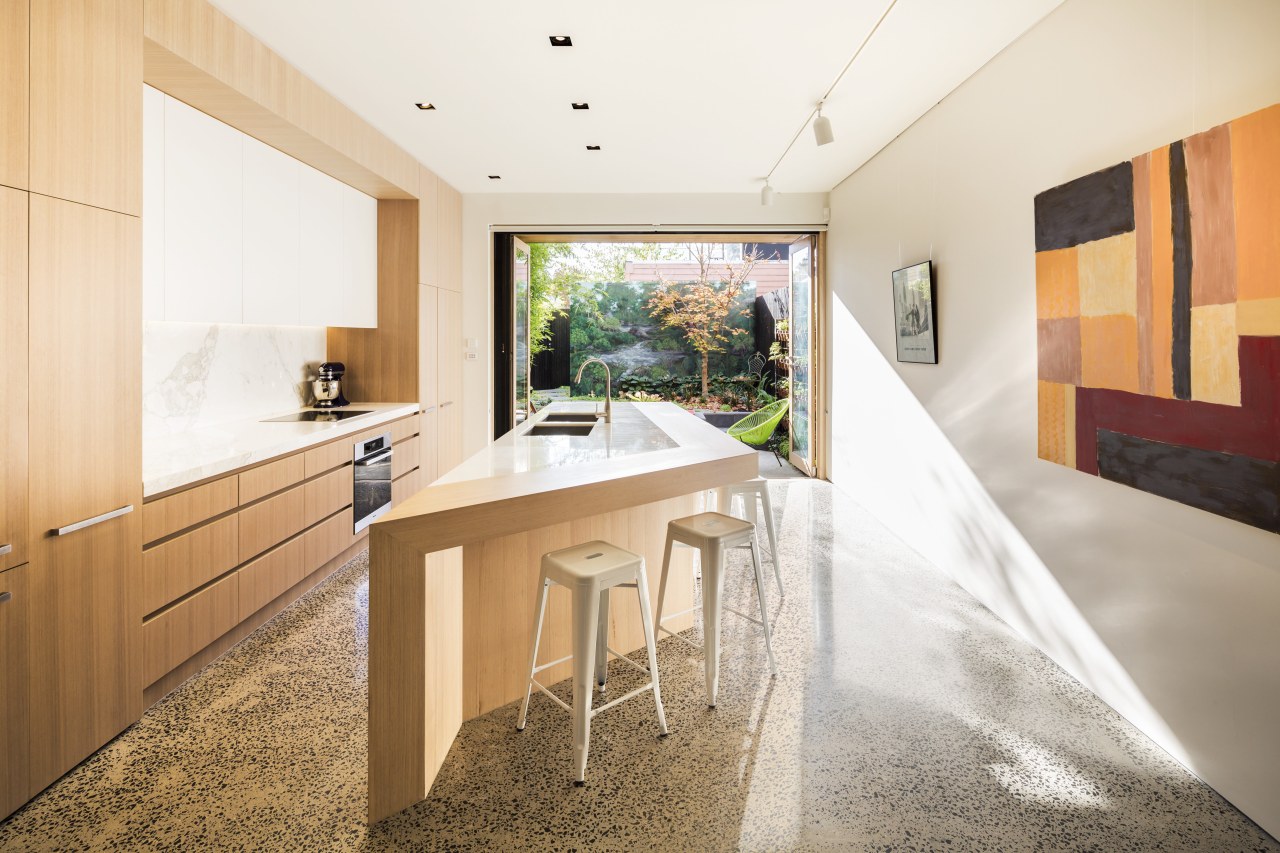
xmin=143 ymin=322 xmax=327 ymax=436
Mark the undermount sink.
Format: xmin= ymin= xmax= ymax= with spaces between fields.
xmin=541 ymin=412 xmax=602 ymax=422
xmin=527 ymin=423 xmax=596 ymax=437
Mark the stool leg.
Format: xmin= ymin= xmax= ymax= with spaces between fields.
xmin=571 ymin=584 xmax=601 ymax=786
xmin=634 ymin=562 xmax=669 ymax=737
xmin=749 ymin=533 xmax=778 ymax=675
xmin=653 ymin=528 xmax=675 ymax=636
xmin=701 ymin=544 xmax=725 ymax=708
xmin=758 ymin=485 xmax=783 ymax=597
xmin=594 ymin=588 xmax=611 ymax=692
xmin=517 ymin=574 xmax=551 ymax=731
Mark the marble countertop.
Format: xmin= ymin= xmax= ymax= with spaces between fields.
xmin=143 ymin=402 xmax=418 ymax=497
xmin=379 ymin=401 xmax=758 ymax=553
xmin=437 ymin=401 xmax=678 ymax=485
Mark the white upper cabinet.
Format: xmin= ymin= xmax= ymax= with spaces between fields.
xmin=143 ymin=88 xmax=377 ymax=329
xmin=163 ymin=95 xmax=244 ymax=324
xmin=341 ymin=184 xmax=378 ymax=328
xmin=297 ymin=164 xmax=345 ymax=327
xmin=142 ymin=85 xmax=165 ymax=322
xmin=243 ymin=135 xmax=301 ymax=326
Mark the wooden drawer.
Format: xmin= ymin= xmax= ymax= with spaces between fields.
xmin=304 ymin=508 xmax=354 ymax=570
xmin=392 ymin=435 xmax=420 ymax=480
xmin=389 ymin=415 xmax=418 ymax=444
xmin=143 ymin=476 xmax=237 ymax=545
xmin=304 ymin=434 xmax=354 ymax=479
xmin=142 ymin=513 xmax=239 ymax=615
xmin=237 ymin=533 xmax=304 ymax=620
xmin=304 ymin=464 xmax=352 ymax=526
xmin=143 ymin=570 xmax=239 ymax=687
xmin=239 ymin=454 xmax=305 ymax=505
xmin=238 ymin=485 xmax=305 ymax=564
xmin=392 ymin=467 xmax=422 ymax=509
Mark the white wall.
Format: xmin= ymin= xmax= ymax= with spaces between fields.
xmin=826 ymin=0 xmax=1280 ymax=836
xmin=459 ymin=192 xmax=828 ymax=452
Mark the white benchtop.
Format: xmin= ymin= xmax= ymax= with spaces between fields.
xmin=143 ymin=402 xmax=418 ymax=498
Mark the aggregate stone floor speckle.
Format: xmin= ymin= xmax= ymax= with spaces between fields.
xmin=1 ymin=480 xmax=1275 ymax=851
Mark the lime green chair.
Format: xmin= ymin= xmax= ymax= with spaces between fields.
xmin=727 ymin=399 xmax=790 ymax=465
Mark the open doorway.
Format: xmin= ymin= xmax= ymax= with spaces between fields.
xmin=492 ymin=234 xmax=822 ymax=478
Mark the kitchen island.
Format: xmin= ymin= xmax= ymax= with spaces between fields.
xmin=367 ymin=401 xmax=757 ymax=821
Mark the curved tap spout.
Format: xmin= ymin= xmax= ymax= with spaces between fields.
xmin=574 ymin=358 xmax=613 ymax=423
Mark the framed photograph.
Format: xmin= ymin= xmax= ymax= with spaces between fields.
xmin=892 ymin=260 xmax=937 ymax=364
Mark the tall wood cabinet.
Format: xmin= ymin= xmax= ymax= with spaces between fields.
xmin=26 ymin=196 xmax=143 ymax=795
xmin=29 ymin=0 xmax=142 ymax=214
xmin=437 ymin=289 xmax=464 ymax=474
xmin=0 ymin=0 xmax=28 ymax=191
xmin=0 ymin=188 xmax=27 ymax=572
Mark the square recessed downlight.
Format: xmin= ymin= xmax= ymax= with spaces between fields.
xmin=415 ymin=103 xmax=436 ymax=110
xmin=488 ymin=175 xmax=502 ymax=180
xmin=549 ymin=35 xmax=572 ymax=46
xmin=586 ymin=145 xmax=601 ymax=151
xmin=571 ymin=102 xmax=589 ymax=110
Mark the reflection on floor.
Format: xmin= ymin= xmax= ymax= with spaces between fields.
xmin=1 ymin=481 xmax=1274 ymax=851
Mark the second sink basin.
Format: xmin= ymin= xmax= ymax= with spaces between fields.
xmin=541 ymin=412 xmax=602 ymax=422
xmin=528 ymin=423 xmax=596 ymax=437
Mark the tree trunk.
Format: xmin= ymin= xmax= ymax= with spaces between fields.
xmin=701 ymin=354 xmax=709 ymax=398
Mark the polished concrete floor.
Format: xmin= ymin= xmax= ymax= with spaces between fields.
xmin=1 ymin=480 xmax=1274 ymax=851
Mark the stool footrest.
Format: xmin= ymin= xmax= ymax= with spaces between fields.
xmin=532 ymin=654 xmax=574 ymax=675
xmin=592 ymin=682 xmax=657 ymax=717
xmin=658 ymin=623 xmax=705 ymax=653
xmin=607 ymin=648 xmax=651 ymax=676
xmin=723 ymin=604 xmax=767 ymax=627
xmin=531 ymin=680 xmax=573 ymax=713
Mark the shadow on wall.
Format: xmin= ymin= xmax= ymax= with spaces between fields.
xmin=827 ymin=291 xmax=1191 ymax=769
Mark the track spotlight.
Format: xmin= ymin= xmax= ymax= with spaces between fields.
xmin=813 ymin=103 xmax=834 ymax=146
xmin=761 ymin=179 xmax=775 ymax=206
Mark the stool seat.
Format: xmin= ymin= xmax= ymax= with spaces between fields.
xmin=543 ymin=541 xmax=645 ymax=587
xmin=666 ymin=512 xmax=755 ymax=549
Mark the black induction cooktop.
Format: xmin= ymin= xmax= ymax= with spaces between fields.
xmin=261 ymin=410 xmax=375 ymax=423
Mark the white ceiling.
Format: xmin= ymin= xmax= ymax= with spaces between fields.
xmin=209 ymin=0 xmax=1062 ymax=195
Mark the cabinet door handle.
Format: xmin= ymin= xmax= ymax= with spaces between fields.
xmin=420 ymin=405 xmax=437 ymax=414
xmin=0 ymin=543 xmax=11 ymax=556
xmin=440 ymin=401 xmax=453 ymax=408
xmin=0 ymin=591 xmax=11 ymax=604
xmin=53 ymin=504 xmax=134 ymax=537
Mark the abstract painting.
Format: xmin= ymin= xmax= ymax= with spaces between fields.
xmin=1035 ymin=103 xmax=1280 ymax=533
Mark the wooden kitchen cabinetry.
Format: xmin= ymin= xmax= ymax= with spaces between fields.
xmin=418 ymin=167 xmax=439 ymax=287
xmin=437 ymin=180 xmax=463 ymax=291
xmin=139 ymin=414 xmax=419 ymax=702
xmin=0 ymin=563 xmax=31 ymax=818
xmin=0 ymin=188 xmax=27 ymax=572
xmin=29 ymin=0 xmax=142 ymax=215
xmin=26 ymin=194 xmax=143 ymax=798
xmin=437 ymin=288 xmax=464 ymax=474
xmin=0 ymin=0 xmax=28 ymax=191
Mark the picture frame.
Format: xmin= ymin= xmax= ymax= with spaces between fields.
xmin=892 ymin=260 xmax=937 ymax=364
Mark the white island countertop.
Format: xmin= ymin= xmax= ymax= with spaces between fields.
xmin=143 ymin=402 xmax=418 ymax=498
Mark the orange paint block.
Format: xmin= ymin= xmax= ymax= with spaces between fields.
xmin=1036 ymin=247 xmax=1079 ymax=320
xmin=1232 ymin=103 xmax=1280 ymax=302
xmin=1191 ymin=304 xmax=1242 ymax=406
xmin=1081 ymin=314 xmax=1140 ymax=393
xmin=1037 ymin=381 xmax=1076 ymax=467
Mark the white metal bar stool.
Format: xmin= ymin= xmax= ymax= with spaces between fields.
xmin=517 ymin=540 xmax=668 ymax=786
xmin=716 ymin=477 xmax=784 ymax=596
xmin=653 ymin=512 xmax=778 ymax=708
